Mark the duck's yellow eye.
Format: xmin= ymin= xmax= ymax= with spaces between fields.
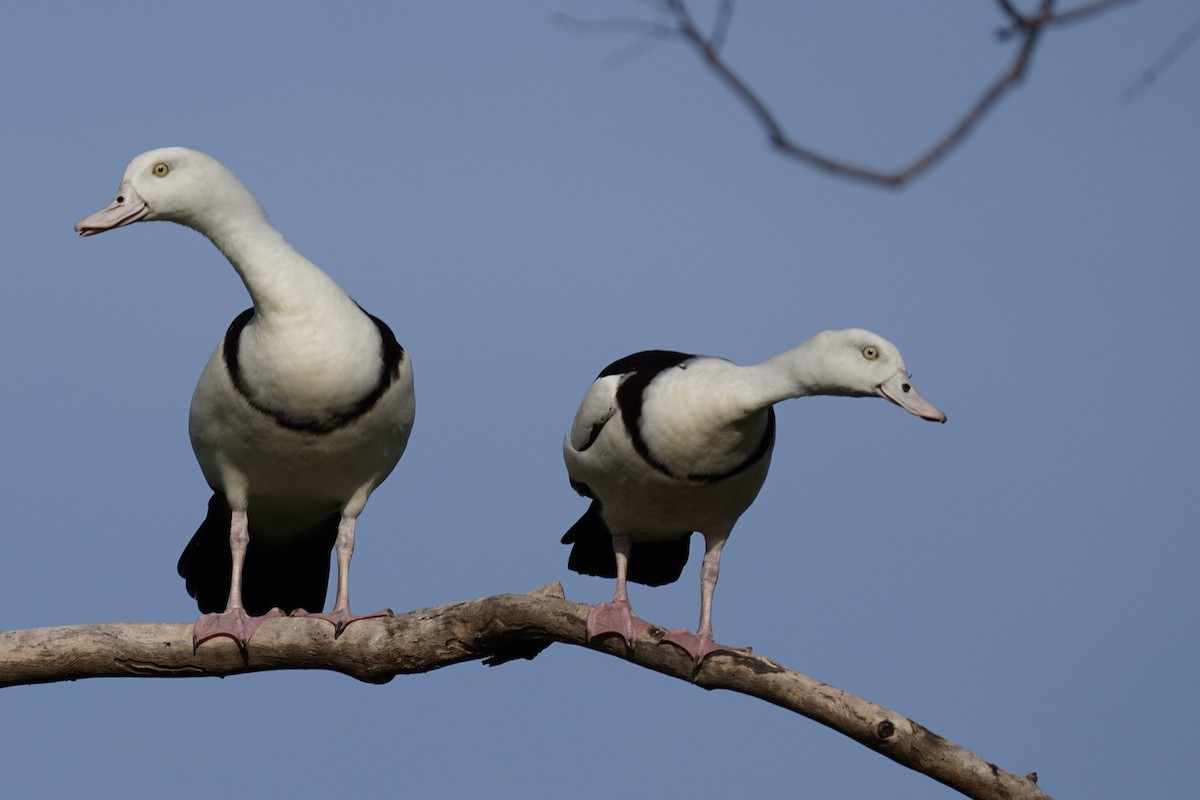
xmin=862 ymin=345 xmax=880 ymax=361
xmin=152 ymin=162 xmax=170 ymax=177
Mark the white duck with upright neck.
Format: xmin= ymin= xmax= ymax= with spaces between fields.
xmin=77 ymin=147 xmax=414 ymax=652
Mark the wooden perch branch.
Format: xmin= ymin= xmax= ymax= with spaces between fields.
xmin=1 ymin=583 xmax=1048 ymax=800
xmin=558 ymin=0 xmax=1133 ymax=188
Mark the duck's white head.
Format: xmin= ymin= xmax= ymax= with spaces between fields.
xmin=75 ymin=147 xmax=266 ymax=237
xmin=800 ymin=328 xmax=946 ymax=423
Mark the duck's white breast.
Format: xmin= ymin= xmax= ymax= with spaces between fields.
xmin=188 ymin=341 xmax=415 ymax=510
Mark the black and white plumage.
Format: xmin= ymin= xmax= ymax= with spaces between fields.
xmin=76 ymin=147 xmax=414 ymax=651
xmin=562 ymin=330 xmax=946 ymax=665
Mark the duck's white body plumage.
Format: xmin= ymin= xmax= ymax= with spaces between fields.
xmin=568 ymin=354 xmax=775 ymax=537
xmin=76 ymin=147 xmax=413 ymax=649
xmin=563 ymin=331 xmax=945 ymax=664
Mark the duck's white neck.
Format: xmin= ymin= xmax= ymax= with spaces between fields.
xmin=190 ymin=205 xmax=354 ymax=320
xmin=731 ymin=338 xmax=862 ymax=413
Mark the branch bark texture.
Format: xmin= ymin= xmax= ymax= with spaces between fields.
xmin=1 ymin=584 xmax=1049 ymax=800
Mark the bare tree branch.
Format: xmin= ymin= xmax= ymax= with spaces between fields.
xmin=996 ymin=0 xmax=1135 ymax=36
xmin=562 ymin=0 xmax=1135 ymax=187
xmin=1124 ymin=12 xmax=1200 ymax=101
xmin=1 ymin=583 xmax=1049 ymax=800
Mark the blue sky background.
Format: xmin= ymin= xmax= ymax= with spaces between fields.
xmin=1 ymin=2 xmax=1196 ymax=798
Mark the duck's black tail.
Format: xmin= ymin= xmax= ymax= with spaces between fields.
xmin=177 ymin=493 xmax=339 ymax=615
xmin=561 ymin=501 xmax=691 ymax=587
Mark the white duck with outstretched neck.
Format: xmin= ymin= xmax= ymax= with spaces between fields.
xmin=76 ymin=147 xmax=414 ymax=653
xmin=562 ymin=329 xmax=945 ymax=666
